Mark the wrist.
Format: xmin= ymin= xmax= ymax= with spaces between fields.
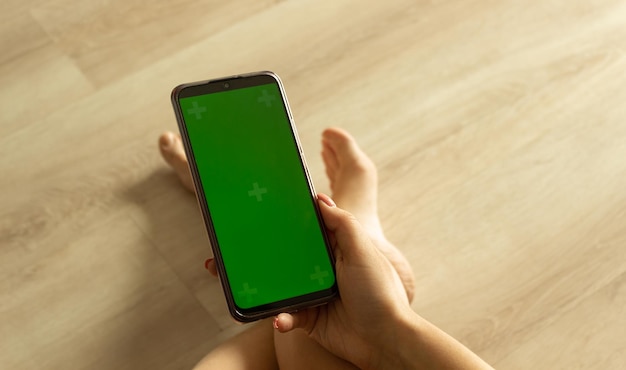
xmin=365 ymin=307 xmax=426 ymax=370
xmin=374 ymin=309 xmax=494 ymax=370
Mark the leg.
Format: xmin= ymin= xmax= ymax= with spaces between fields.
xmin=159 ymin=128 xmax=415 ymax=369
xmin=192 ymin=319 xmax=278 ymax=370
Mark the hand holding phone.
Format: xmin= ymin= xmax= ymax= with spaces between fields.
xmin=171 ymin=72 xmax=337 ymax=322
xmin=274 ymin=198 xmax=494 ymax=370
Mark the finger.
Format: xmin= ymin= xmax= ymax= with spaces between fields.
xmin=204 ymin=258 xmax=218 ymax=277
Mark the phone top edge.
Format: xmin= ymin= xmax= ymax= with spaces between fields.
xmin=171 ymin=71 xmax=280 ymax=100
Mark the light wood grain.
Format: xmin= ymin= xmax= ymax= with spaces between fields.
xmin=1 ymin=0 xmax=625 ymax=368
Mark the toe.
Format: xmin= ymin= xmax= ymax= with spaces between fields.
xmin=322 ymin=127 xmax=358 ymax=156
xmin=159 ymin=132 xmax=187 ymax=168
xmin=321 ymin=148 xmax=337 ymax=192
xmin=159 ymin=131 xmax=176 ymax=150
xmin=159 ymin=131 xmax=195 ymax=192
xmin=322 ymin=128 xmax=375 ymax=175
xmin=321 ymin=140 xmax=339 ymax=174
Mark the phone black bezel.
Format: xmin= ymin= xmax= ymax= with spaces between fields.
xmin=171 ymin=71 xmax=338 ymax=322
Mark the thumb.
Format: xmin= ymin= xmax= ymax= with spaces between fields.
xmin=317 ymin=194 xmax=373 ymax=262
xmin=273 ymin=309 xmax=318 ymax=334
xmin=317 ymin=193 xmax=353 ymax=232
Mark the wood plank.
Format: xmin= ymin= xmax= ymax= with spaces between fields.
xmin=30 ymin=0 xmax=285 ymax=87
xmin=1 ymin=0 xmax=625 ymax=368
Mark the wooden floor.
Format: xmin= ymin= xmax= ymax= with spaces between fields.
xmin=2 ymin=0 xmax=625 ymax=368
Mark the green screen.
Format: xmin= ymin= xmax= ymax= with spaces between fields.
xmin=179 ymin=82 xmax=335 ymax=310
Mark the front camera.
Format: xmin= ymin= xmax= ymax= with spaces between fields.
xmin=224 ymin=82 xmax=230 ymax=89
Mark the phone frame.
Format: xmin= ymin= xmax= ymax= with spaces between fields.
xmin=171 ymin=71 xmax=338 ymax=322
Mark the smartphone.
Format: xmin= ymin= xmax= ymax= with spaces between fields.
xmin=171 ymin=71 xmax=337 ymax=322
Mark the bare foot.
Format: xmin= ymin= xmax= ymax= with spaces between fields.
xmin=158 ymin=132 xmax=195 ymax=192
xmin=321 ymin=127 xmax=415 ymax=302
xmin=321 ymin=128 xmax=382 ymax=239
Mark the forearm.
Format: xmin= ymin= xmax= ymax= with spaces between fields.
xmin=377 ymin=311 xmax=493 ymax=370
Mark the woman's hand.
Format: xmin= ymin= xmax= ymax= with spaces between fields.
xmin=274 ymin=194 xmax=414 ymax=369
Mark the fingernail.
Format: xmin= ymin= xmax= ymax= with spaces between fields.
xmin=204 ymin=258 xmax=213 ymax=270
xmin=273 ymin=317 xmax=279 ymax=330
xmin=318 ymin=193 xmax=336 ymax=207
